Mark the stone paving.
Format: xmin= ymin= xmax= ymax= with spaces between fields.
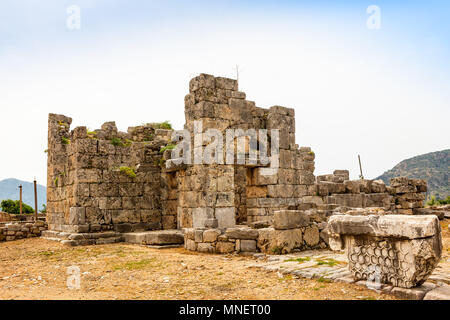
xmin=247 ymin=249 xmax=450 ymax=300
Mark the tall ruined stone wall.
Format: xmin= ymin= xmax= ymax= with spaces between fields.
xmin=172 ymin=74 xmax=317 ymax=229
xmin=47 ymin=114 xmax=173 ymax=233
xmin=46 ymin=74 xmax=430 ymax=239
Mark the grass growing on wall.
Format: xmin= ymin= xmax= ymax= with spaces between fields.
xmin=119 ymin=166 xmax=137 ymax=179
xmin=159 ymin=143 xmax=176 ymax=154
xmin=154 ymin=121 xmax=172 ymax=130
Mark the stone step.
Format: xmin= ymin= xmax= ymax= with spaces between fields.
xmin=42 ymin=230 xmax=122 ymax=241
xmin=41 ymin=237 xmax=62 ymax=242
xmin=123 ymin=230 xmax=184 ymax=245
xmin=147 ymin=244 xmax=184 ymax=249
xmin=423 ymin=284 xmax=450 ymax=300
xmin=61 ymin=236 xmax=124 ymax=247
xmin=42 ymin=229 xmax=184 ymax=246
xmin=41 ymin=230 xmax=71 ymax=240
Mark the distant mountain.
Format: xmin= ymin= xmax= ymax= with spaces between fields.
xmin=376 ymin=149 xmax=449 ymax=199
xmin=0 ymin=179 xmax=46 ymax=212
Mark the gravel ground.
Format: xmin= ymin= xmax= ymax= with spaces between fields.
xmin=0 ymin=239 xmax=396 ymax=300
xmin=0 ymin=220 xmax=446 ymax=300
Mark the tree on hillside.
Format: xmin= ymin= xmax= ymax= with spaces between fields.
xmin=0 ymin=199 xmax=34 ymax=214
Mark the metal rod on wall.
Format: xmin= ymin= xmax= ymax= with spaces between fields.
xmin=19 ymin=185 xmax=23 ymax=215
xmin=34 ymin=179 xmax=38 ymax=222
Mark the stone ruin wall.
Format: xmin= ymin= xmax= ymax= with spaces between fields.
xmin=170 ymin=73 xmax=317 ymax=230
xmin=175 ymin=74 xmax=429 ymax=230
xmin=40 ymin=73 xmax=445 ymax=291
xmin=46 ymin=73 xmax=430 ymax=243
xmin=0 ymin=221 xmax=47 ymax=242
xmin=46 ymin=114 xmax=175 ymax=234
xmin=0 ymin=212 xmax=12 ymax=222
xmin=314 ymin=172 xmax=427 ymax=214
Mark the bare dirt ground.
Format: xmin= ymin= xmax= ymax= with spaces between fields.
xmin=0 ymin=220 xmax=447 ymax=300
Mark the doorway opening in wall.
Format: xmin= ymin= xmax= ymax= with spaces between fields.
xmin=235 ymin=166 xmax=248 ymax=225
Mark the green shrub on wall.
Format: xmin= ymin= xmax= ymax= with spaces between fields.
xmin=119 ymin=166 xmax=137 ymax=179
xmin=426 ymin=195 xmax=450 ymax=206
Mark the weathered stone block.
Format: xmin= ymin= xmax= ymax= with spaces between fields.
xmin=194 ymin=229 xmax=203 ymax=242
xmin=216 ymin=241 xmax=235 ymax=253
xmin=185 ymin=238 xmax=196 ymax=251
xmin=215 ymin=207 xmax=236 ymax=229
xmin=203 ymin=229 xmax=221 ymax=242
xmin=252 ymin=168 xmax=278 ymax=185
xmin=371 ymin=180 xmax=387 ymax=193
xmin=333 ymin=170 xmax=349 ymax=180
xmin=239 ymin=239 xmax=257 ymax=252
xmin=267 ymin=185 xmax=293 ymax=198
xmin=204 ymin=218 xmax=219 ymax=228
xmin=273 ymin=210 xmax=310 ymax=230
xmin=423 ymin=284 xmax=450 ymax=300
xmin=344 ymin=180 xmax=361 ymax=194
xmin=226 ymin=227 xmax=258 ymax=240
xmin=328 ymin=214 xmax=442 ymax=288
xmin=125 ymin=230 xmax=184 ymax=245
xmin=215 ymin=77 xmax=238 ymax=91
xmin=192 ymin=207 xmax=214 ymax=228
xmin=246 ymin=186 xmax=268 ymax=198
xmin=303 ymin=225 xmax=320 ymax=246
xmin=189 ymin=73 xmax=215 ymax=92
xmin=68 ymin=207 xmax=86 ymax=225
xmin=257 ymin=227 xmax=303 ymax=254
xmin=197 ymin=242 xmax=215 ymax=253
xmin=333 ymin=193 xmax=365 ymax=208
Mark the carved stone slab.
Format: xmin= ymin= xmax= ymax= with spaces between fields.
xmin=328 ymin=215 xmax=442 ymax=288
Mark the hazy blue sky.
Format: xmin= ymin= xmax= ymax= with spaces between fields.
xmin=0 ymin=0 xmax=449 ymax=185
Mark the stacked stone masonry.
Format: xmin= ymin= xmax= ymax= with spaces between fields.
xmin=46 ymin=73 xmax=434 ymax=250
xmin=0 ymin=221 xmax=47 ymax=242
xmin=184 ymin=210 xmax=327 ymax=254
xmin=47 ymin=114 xmax=173 ymax=235
xmin=170 ymin=73 xmax=318 ymax=231
xmin=316 ymin=172 xmax=428 ymax=214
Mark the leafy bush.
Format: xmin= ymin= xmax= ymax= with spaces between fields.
xmin=438 ymin=196 xmax=450 ymax=205
xmin=427 ymin=195 xmax=450 ymax=206
xmin=111 ymin=137 xmax=132 ymax=147
xmin=1 ymin=199 xmax=34 ymax=214
xmin=426 ymin=195 xmax=437 ymax=206
xmin=123 ymin=139 xmax=133 ymax=147
xmin=86 ymin=128 xmax=97 ymax=139
xmin=144 ymin=133 xmax=154 ymax=142
xmin=159 ymin=143 xmax=176 ymax=154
